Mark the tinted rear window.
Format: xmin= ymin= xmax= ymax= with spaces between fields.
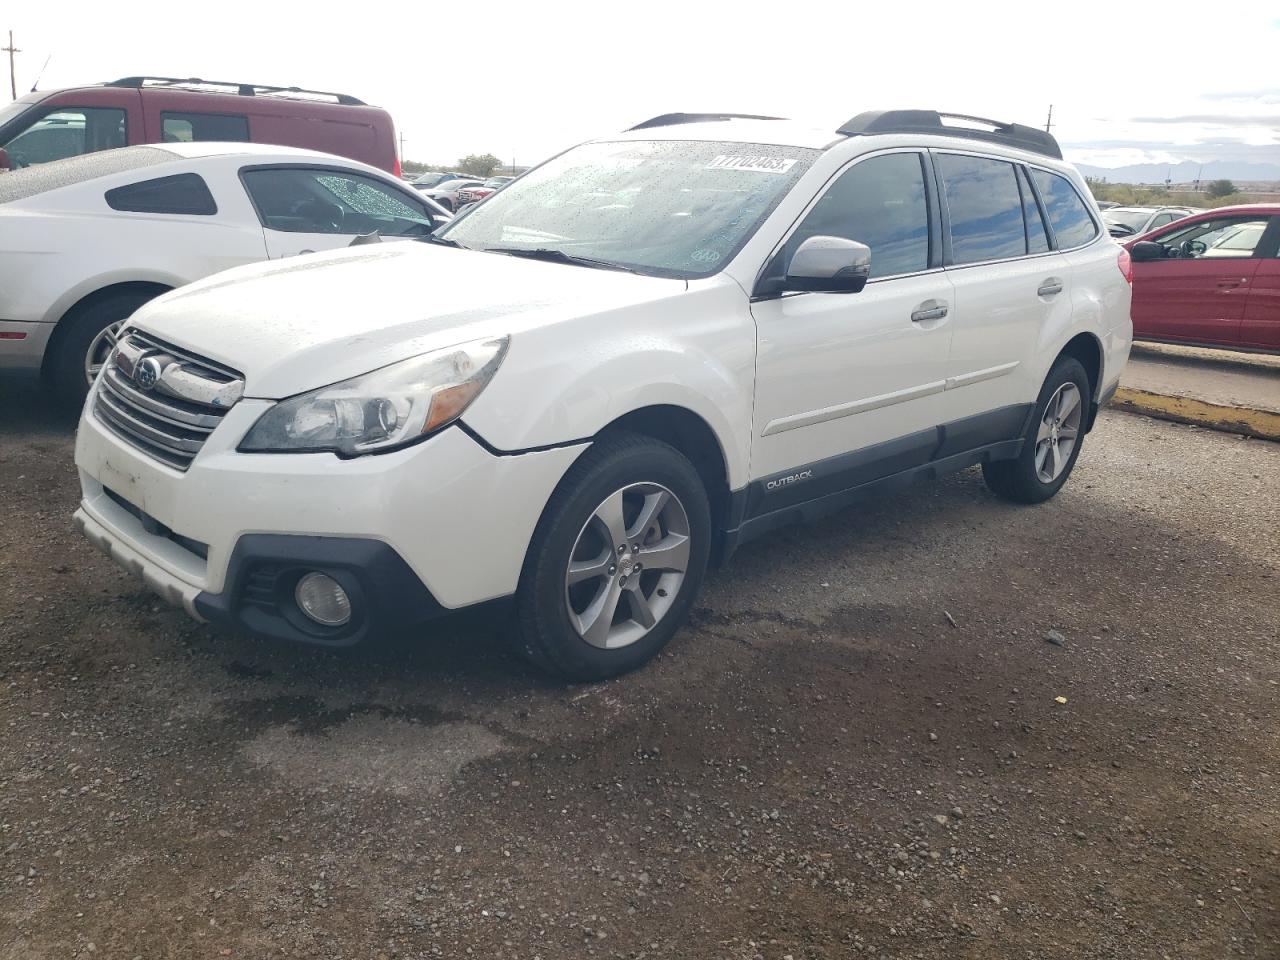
xmin=937 ymin=154 xmax=1026 ymax=265
xmin=161 ymin=112 xmax=250 ymax=143
xmin=1031 ymin=169 xmax=1098 ymax=248
xmin=0 ymin=146 xmax=174 ymax=204
xmin=105 ymin=172 xmax=218 ymax=215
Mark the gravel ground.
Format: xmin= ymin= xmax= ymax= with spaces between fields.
xmin=1 ymin=372 xmax=1277 ymax=959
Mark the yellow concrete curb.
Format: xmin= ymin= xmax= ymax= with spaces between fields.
xmin=1112 ymin=387 xmax=1280 ymax=442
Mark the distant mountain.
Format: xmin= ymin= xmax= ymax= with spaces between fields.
xmin=1073 ymin=160 xmax=1280 ymax=184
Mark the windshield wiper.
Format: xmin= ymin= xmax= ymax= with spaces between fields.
xmin=481 ymin=247 xmax=639 ymax=274
xmin=420 ymin=234 xmax=470 ymax=249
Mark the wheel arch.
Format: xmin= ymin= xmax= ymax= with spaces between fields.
xmin=41 ymin=280 xmax=174 ymax=377
xmin=596 ymin=404 xmax=735 ymax=565
xmin=1055 ymin=331 xmax=1104 ymax=431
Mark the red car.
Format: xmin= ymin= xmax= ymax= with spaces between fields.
xmin=456 ymin=175 xmax=514 ymax=207
xmin=1126 ymin=204 xmax=1280 ymax=351
xmin=0 ymin=76 xmax=401 ymax=175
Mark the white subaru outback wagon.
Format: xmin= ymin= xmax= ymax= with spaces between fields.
xmin=73 ymin=109 xmax=1133 ymax=681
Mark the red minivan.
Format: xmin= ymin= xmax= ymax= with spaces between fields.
xmin=0 ymin=76 xmax=400 ymax=176
xmin=1127 ymin=204 xmax=1280 ymax=352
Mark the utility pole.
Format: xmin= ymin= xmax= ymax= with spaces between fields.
xmin=3 ymin=31 xmax=19 ymax=101
xmin=1044 ymin=104 xmax=1053 ymax=135
xmin=399 ymin=131 xmax=406 ymax=164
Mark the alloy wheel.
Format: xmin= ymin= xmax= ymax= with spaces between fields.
xmin=565 ymin=482 xmax=691 ymax=650
xmin=1034 ymin=382 xmax=1082 ymax=483
xmin=84 ymin=321 xmax=124 ymax=385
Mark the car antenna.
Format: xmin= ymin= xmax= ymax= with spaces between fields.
xmin=30 ymin=54 xmax=51 ymax=92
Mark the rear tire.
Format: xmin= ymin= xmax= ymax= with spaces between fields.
xmin=516 ymin=432 xmax=711 ymax=682
xmin=47 ymin=290 xmax=158 ymax=410
xmin=983 ymin=356 xmax=1090 ymax=504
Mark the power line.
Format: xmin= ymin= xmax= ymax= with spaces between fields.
xmin=3 ymin=31 xmax=19 ymax=101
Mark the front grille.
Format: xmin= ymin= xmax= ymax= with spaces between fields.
xmin=93 ymin=330 xmax=244 ymax=471
xmin=243 ymin=565 xmax=284 ymax=610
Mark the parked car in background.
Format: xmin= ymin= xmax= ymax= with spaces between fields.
xmin=1127 ymin=204 xmax=1280 ymax=351
xmin=410 ymin=171 xmax=474 ymax=190
xmin=71 ymin=109 xmax=1129 ymax=681
xmin=421 ymin=177 xmax=483 ymax=211
xmin=0 ymin=143 xmax=449 ymax=405
xmin=0 ymin=76 xmax=402 ymax=175
xmin=456 ymin=175 xmax=514 ymax=208
xmin=1094 ymin=200 xmax=1120 ymax=210
xmin=1101 ymin=205 xmax=1193 ymax=239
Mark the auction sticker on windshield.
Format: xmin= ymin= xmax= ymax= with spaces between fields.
xmin=705 ymin=155 xmax=797 ymax=174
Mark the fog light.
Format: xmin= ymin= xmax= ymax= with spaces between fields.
xmin=295 ymin=572 xmax=351 ymax=627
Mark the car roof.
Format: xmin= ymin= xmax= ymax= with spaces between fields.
xmin=1178 ymin=203 xmax=1280 ymax=219
xmin=155 ymin=140 xmax=353 ymax=161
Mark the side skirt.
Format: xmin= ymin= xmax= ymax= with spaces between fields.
xmin=717 ymin=404 xmax=1031 ymax=561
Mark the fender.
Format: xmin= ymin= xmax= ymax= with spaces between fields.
xmin=42 ymin=267 xmax=189 ymax=327
xmin=463 ymin=281 xmax=756 ymax=489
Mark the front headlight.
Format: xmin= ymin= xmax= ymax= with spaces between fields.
xmin=239 ymin=336 xmax=508 ymax=456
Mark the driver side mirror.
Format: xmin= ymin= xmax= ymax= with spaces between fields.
xmin=1130 ymin=240 xmax=1165 ymax=262
xmin=0 ymin=148 xmax=10 ymax=172
xmin=784 ymin=236 xmax=871 ymax=294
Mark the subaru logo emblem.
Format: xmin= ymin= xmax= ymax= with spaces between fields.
xmin=134 ymin=356 xmax=163 ymax=392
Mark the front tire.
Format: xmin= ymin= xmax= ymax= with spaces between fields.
xmin=47 ymin=290 xmax=158 ymax=409
xmin=983 ymin=356 xmax=1090 ymax=504
xmin=517 ymin=432 xmax=711 ymax=682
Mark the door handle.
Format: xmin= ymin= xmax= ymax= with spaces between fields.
xmin=1037 ymin=278 xmax=1065 ymax=297
xmin=1216 ymin=279 xmax=1247 ymax=289
xmin=910 ymin=302 xmax=949 ymax=324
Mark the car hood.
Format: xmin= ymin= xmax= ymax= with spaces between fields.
xmin=128 ymin=242 xmax=686 ymax=399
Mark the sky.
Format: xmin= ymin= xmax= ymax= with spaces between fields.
xmin=5 ymin=0 xmax=1279 ymax=171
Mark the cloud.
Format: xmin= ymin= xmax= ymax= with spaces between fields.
xmin=1131 ymin=114 xmax=1280 ymax=126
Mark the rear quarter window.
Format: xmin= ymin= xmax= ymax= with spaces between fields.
xmin=1030 ymin=169 xmax=1098 ymax=248
xmin=105 ymin=173 xmax=218 ymax=216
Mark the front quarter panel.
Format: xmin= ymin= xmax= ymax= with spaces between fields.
xmin=462 ymin=279 xmax=755 ymax=489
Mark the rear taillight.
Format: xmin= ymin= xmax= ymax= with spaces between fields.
xmin=393 ymin=156 xmax=403 ymax=179
xmin=1117 ymin=247 xmax=1133 ymax=285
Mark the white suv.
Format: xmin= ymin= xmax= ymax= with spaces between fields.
xmin=73 ymin=110 xmax=1133 ymax=681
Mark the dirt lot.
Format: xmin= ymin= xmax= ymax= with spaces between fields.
xmin=1 ymin=373 xmax=1277 ymax=960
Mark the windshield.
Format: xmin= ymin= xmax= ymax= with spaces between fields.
xmin=0 ymin=99 xmax=32 ymax=131
xmin=1102 ymin=209 xmax=1152 ymax=232
xmin=439 ymin=139 xmax=818 ymax=278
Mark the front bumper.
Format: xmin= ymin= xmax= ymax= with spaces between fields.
xmin=74 ymin=395 xmax=587 ymax=639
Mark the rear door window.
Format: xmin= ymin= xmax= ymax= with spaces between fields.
xmin=1030 ymin=169 xmax=1098 ymax=249
xmin=2 ymin=107 xmax=127 ymax=166
xmin=161 ymin=112 xmax=250 ymax=143
xmin=778 ymin=151 xmax=931 ymax=280
xmin=1017 ymin=166 xmax=1050 ymax=254
xmin=105 ymin=173 xmax=218 ymax=215
xmin=937 ymin=153 xmax=1026 ymax=265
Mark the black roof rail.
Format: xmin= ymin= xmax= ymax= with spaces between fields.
xmin=837 ymin=110 xmax=1062 ymax=160
xmin=627 ymin=112 xmax=784 ymax=131
xmin=105 ymin=76 xmax=366 ymax=106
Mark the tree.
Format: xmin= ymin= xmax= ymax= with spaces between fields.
xmin=1206 ymin=179 xmax=1236 ymax=199
xmin=458 ymin=153 xmax=502 ymax=178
